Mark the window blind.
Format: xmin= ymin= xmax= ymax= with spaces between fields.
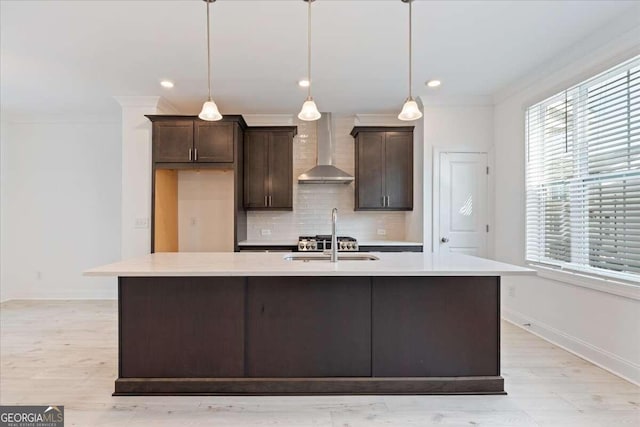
xmin=526 ymin=56 xmax=640 ymax=282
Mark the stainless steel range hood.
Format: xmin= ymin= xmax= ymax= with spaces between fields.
xmin=298 ymin=113 xmax=354 ymax=184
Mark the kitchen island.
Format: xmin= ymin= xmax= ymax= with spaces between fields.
xmin=85 ymin=252 xmax=533 ymax=396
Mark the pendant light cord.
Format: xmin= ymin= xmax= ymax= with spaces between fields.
xmin=206 ymin=0 xmax=212 ymax=101
xmin=307 ymin=0 xmax=312 ymax=99
xmin=408 ymin=0 xmax=413 ymax=100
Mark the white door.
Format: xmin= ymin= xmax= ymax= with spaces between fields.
xmin=438 ymin=152 xmax=488 ymax=257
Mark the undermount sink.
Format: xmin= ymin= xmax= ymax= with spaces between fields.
xmin=283 ymin=253 xmax=380 ymax=262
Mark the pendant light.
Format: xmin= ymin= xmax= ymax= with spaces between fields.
xmin=298 ymin=0 xmax=321 ymax=121
xmin=398 ymin=0 xmax=422 ymax=121
xmin=199 ymin=0 xmax=222 ymax=121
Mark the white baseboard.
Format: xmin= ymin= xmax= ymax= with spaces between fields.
xmin=502 ymin=307 xmax=640 ymax=386
xmin=0 ymin=292 xmax=117 ymax=302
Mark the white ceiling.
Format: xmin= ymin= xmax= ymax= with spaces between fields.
xmin=1 ymin=0 xmax=638 ymax=117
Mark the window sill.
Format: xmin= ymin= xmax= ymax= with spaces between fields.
xmin=528 ymin=264 xmax=640 ymax=301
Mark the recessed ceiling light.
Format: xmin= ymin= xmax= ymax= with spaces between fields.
xmin=426 ymin=80 xmax=441 ymax=88
xmin=160 ymin=80 xmax=174 ymax=88
xmin=298 ymin=79 xmax=310 ymax=88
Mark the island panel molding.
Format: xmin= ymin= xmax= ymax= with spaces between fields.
xmin=114 ymin=377 xmax=505 ymax=395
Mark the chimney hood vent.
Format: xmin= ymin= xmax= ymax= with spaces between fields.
xmin=298 ymin=113 xmax=354 ymax=184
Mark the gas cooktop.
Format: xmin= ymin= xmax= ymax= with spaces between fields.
xmin=297 ymin=235 xmax=359 ymax=252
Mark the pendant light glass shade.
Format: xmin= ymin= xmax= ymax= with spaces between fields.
xmin=200 ymin=0 xmax=222 ymax=121
xmin=398 ymin=0 xmax=422 ymax=121
xmin=298 ymin=96 xmax=321 ymax=121
xmin=298 ymin=0 xmax=321 ymax=121
xmin=199 ymin=100 xmax=222 ymax=121
xmin=398 ymin=97 xmax=422 ymax=121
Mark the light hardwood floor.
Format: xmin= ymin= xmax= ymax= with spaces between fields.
xmin=0 ymin=300 xmax=638 ymax=427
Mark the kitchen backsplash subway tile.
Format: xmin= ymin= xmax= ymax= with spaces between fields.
xmin=247 ymin=115 xmax=407 ymax=242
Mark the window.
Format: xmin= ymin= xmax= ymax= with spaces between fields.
xmin=526 ymin=56 xmax=640 ymax=282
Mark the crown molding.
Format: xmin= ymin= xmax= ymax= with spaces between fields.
xmin=157 ymin=97 xmax=180 ymax=115
xmin=0 ymin=112 xmax=120 ymax=124
xmin=355 ymin=114 xmax=405 ymax=126
xmin=418 ymin=94 xmax=493 ymax=107
xmin=113 ymin=96 xmax=162 ymax=109
xmin=242 ymin=114 xmax=294 ymax=126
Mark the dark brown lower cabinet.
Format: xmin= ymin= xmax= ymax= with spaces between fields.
xmin=119 ymin=277 xmax=245 ymax=378
xmin=372 ymin=277 xmax=499 ymax=377
xmin=246 ymin=277 xmax=371 ymax=377
xmin=116 ymin=275 xmax=502 ymax=395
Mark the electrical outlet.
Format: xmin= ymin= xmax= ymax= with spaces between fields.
xmin=508 ymin=285 xmax=516 ymax=297
xmin=377 ymin=229 xmax=387 ymax=236
xmin=190 ymin=217 xmax=197 ymax=226
xmin=36 ymin=271 xmax=42 ymax=280
xmin=261 ymin=229 xmax=271 ymax=236
xmin=134 ymin=217 xmax=149 ymax=229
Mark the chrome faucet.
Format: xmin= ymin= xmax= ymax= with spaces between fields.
xmin=331 ymin=208 xmax=338 ymax=263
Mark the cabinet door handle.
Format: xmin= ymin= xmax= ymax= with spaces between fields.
xmin=381 ymin=196 xmax=385 ymax=207
xmin=194 ymin=148 xmax=198 ymax=161
xmin=264 ymin=196 xmax=268 ymax=207
xmin=188 ymin=148 xmax=192 ymax=161
xmin=386 ymin=195 xmax=390 ymax=207
xmin=268 ymin=195 xmax=272 ymax=207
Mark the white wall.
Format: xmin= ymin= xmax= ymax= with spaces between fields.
xmin=0 ymin=116 xmax=121 ymax=301
xmin=116 ymin=96 xmax=178 ymax=259
xmin=494 ymin=24 xmax=640 ymax=383
xmin=420 ymin=102 xmax=495 ymax=253
xmin=1 ymin=116 xmax=9 ymax=300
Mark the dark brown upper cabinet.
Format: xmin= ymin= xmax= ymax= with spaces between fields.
xmin=351 ymin=126 xmax=414 ymax=211
xmin=148 ymin=116 xmax=243 ymax=164
xmin=194 ymin=121 xmax=234 ymax=162
xmin=244 ymin=127 xmax=297 ymax=210
xmin=152 ymin=120 xmax=194 ymax=163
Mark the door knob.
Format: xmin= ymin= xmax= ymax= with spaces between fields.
xmin=441 ymin=237 xmax=449 ymax=243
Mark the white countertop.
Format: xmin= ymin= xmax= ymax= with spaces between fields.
xmin=237 ymin=240 xmax=423 ymax=246
xmin=84 ymin=252 xmax=534 ymax=277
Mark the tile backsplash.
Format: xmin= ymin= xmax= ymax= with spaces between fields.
xmin=246 ymin=115 xmax=407 ymax=242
